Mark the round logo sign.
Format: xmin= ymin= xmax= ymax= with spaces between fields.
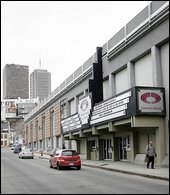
xmin=80 ymin=99 xmax=88 ymax=111
xmin=140 ymin=92 xmax=161 ymax=104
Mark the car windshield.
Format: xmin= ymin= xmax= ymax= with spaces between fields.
xmin=22 ymin=149 xmax=31 ymax=152
xmin=62 ymin=150 xmax=78 ymax=156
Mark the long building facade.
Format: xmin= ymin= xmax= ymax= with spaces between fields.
xmin=24 ymin=1 xmax=169 ymax=166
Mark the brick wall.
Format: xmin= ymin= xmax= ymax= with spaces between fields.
xmin=31 ymin=119 xmax=36 ymax=142
xmin=45 ymin=111 xmax=50 ymax=138
xmin=54 ymin=101 xmax=61 ymax=136
xmin=38 ymin=115 xmax=42 ymax=140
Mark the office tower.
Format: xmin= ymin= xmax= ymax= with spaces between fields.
xmin=3 ymin=64 xmax=29 ymax=99
xmin=30 ymin=69 xmax=51 ymax=101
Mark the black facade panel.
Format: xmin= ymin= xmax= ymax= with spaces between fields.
xmin=88 ymin=47 xmax=103 ymax=107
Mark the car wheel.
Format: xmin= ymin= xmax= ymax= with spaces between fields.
xmin=49 ymin=161 xmax=52 ymax=168
xmin=32 ymin=157 xmax=34 ymax=159
xmin=57 ymin=162 xmax=61 ymax=170
xmin=77 ymin=166 xmax=81 ymax=170
xmin=21 ymin=156 xmax=23 ymax=159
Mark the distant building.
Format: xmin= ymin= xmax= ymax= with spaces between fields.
xmin=1 ymin=97 xmax=39 ymax=120
xmin=3 ymin=64 xmax=29 ymax=99
xmin=1 ymin=98 xmax=39 ymax=139
xmin=30 ymin=69 xmax=51 ymax=101
xmin=1 ymin=130 xmax=10 ymax=147
xmin=16 ymin=97 xmax=40 ymax=118
xmin=1 ymin=121 xmax=15 ymax=147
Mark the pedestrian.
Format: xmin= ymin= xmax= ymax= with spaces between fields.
xmin=62 ymin=143 xmax=66 ymax=149
xmin=145 ymin=140 xmax=157 ymax=169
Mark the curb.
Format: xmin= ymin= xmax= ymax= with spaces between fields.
xmin=34 ymin=155 xmax=169 ymax=181
xmin=81 ymin=164 xmax=169 ymax=181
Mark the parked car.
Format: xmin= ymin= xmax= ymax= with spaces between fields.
xmin=18 ymin=148 xmax=34 ymax=159
xmin=11 ymin=143 xmax=19 ymax=150
xmin=49 ymin=149 xmax=81 ymax=170
xmin=11 ymin=143 xmax=22 ymax=150
xmin=13 ymin=146 xmax=22 ymax=153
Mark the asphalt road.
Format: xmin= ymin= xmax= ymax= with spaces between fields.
xmin=1 ymin=148 xmax=169 ymax=194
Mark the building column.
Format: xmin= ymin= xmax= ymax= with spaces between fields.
xmin=151 ymin=45 xmax=163 ymax=87
xmin=127 ymin=61 xmax=135 ymax=88
xmin=109 ymin=73 xmax=115 ymax=97
xmin=75 ymin=96 xmax=79 ymax=113
xmin=155 ymin=119 xmax=165 ymax=165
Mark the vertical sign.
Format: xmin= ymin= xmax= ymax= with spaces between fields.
xmin=78 ymin=95 xmax=92 ymax=125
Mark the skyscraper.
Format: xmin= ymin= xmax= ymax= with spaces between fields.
xmin=3 ymin=64 xmax=29 ymax=99
xmin=30 ymin=69 xmax=51 ymax=101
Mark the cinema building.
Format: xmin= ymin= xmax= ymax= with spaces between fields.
xmin=24 ymin=1 xmax=169 ymax=166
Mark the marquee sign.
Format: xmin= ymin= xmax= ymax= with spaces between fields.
xmin=61 ymin=114 xmax=81 ymax=133
xmin=61 ymin=87 xmax=165 ymax=133
xmin=61 ymin=95 xmax=92 ymax=133
xmin=90 ymin=91 xmax=131 ymax=125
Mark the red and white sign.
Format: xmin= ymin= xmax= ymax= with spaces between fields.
xmin=138 ymin=89 xmax=164 ymax=113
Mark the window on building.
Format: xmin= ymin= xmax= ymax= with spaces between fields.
xmin=4 ymin=134 xmax=7 ymax=139
xmin=26 ymin=126 xmax=28 ymax=144
xmin=35 ymin=119 xmax=38 ymax=140
xmin=115 ymin=67 xmax=128 ymax=94
xmin=90 ymin=140 xmax=96 ymax=151
xmin=134 ymin=53 xmax=153 ymax=86
xmin=69 ymin=98 xmax=76 ymax=116
xmin=1 ymin=134 xmax=3 ymax=139
xmin=55 ymin=136 xmax=59 ymax=148
xmin=61 ymin=102 xmax=67 ymax=119
xmin=30 ymin=124 xmax=33 ymax=142
xmin=42 ymin=115 xmax=45 ymax=139
xmin=76 ymin=93 xmax=84 ymax=112
xmin=50 ymin=110 xmax=55 ymax=140
xmin=103 ymin=78 xmax=110 ymax=100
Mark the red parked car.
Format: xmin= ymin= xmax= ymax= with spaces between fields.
xmin=49 ymin=149 xmax=81 ymax=170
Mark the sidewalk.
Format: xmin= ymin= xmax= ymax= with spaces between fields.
xmin=34 ymin=152 xmax=169 ymax=181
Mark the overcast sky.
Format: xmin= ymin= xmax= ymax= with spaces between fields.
xmin=1 ymin=1 xmax=151 ymax=98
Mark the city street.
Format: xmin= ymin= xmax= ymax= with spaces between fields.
xmin=1 ymin=147 xmax=169 ymax=194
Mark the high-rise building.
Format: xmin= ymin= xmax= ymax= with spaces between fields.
xmin=30 ymin=69 xmax=51 ymax=101
xmin=3 ymin=64 xmax=29 ymax=99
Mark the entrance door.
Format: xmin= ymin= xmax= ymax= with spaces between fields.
xmin=119 ymin=136 xmax=129 ymax=161
xmin=104 ymin=139 xmax=112 ymax=160
xmin=88 ymin=140 xmax=97 ymax=160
